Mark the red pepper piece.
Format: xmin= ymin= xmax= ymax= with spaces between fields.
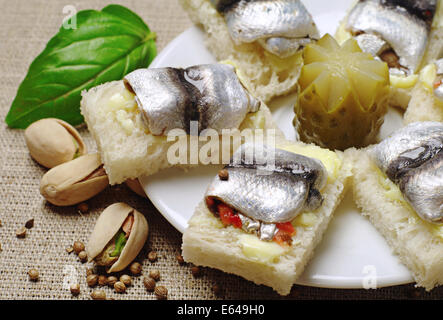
xmin=217 ymin=203 xmax=242 ymax=228
xmin=273 ymin=229 xmax=293 ymax=246
xmin=276 ymin=222 xmax=296 ymax=236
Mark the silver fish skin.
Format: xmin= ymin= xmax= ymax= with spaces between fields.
xmin=258 ymin=37 xmax=314 ymax=59
xmin=212 ymin=0 xmax=319 ymax=58
xmin=124 ymin=64 xmax=260 ymax=136
xmin=370 ymin=121 xmax=443 ymax=224
xmin=399 ymin=152 xmax=443 ymax=223
xmin=346 ymin=0 xmax=437 ymax=75
xmin=205 ymin=143 xmax=327 ymax=239
xmin=354 ymin=33 xmax=390 ymax=58
xmin=370 ymin=122 xmax=443 ymax=181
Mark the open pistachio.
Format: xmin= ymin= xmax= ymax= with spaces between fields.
xmin=24 ymin=118 xmax=86 ymax=168
xmin=86 ymin=203 xmax=149 ymax=273
xmin=40 ymin=153 xmax=109 ymax=206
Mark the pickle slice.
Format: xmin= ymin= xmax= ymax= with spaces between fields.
xmin=294 ymin=34 xmax=390 ymax=150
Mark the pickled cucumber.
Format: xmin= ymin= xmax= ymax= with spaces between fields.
xmin=294 ymin=34 xmax=390 ymax=150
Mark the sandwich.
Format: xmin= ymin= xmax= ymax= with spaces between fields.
xmin=349 ymin=122 xmax=443 ymax=290
xmin=80 ymin=63 xmax=284 ymax=184
xmin=182 ymin=141 xmax=352 ymax=295
xmin=179 ymin=0 xmax=320 ymax=102
xmin=335 ymin=0 xmax=443 ymax=110
xmin=404 ymin=59 xmax=443 ymax=124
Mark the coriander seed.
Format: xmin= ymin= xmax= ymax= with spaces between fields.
xmin=114 ymin=281 xmax=126 ymax=293
xmin=212 ymin=284 xmax=221 ymax=296
xmin=70 ymin=283 xmax=80 ymax=296
xmin=218 ymin=169 xmax=229 ymax=180
xmin=120 ymin=274 xmax=132 ymax=286
xmin=154 ymin=286 xmax=168 ymax=300
xmin=77 ymin=202 xmax=89 ymax=214
xmin=176 ymin=254 xmax=185 ymax=265
xmin=143 ymin=277 xmax=156 ymax=292
xmin=107 ymin=276 xmax=118 ymax=287
xmin=147 ymin=251 xmax=158 ymax=262
xmin=86 ymin=274 xmax=98 ymax=287
xmin=28 ymin=269 xmax=39 ymax=281
xmin=16 ymin=227 xmax=26 ymax=238
xmin=149 ymin=269 xmax=161 ymax=281
xmin=90 ymin=289 xmax=106 ymax=300
xmin=25 ymin=218 xmax=34 ymax=229
xmin=191 ymin=266 xmax=201 ymax=277
xmin=73 ymin=241 xmax=85 ymax=254
xmin=78 ymin=250 xmax=87 ymax=263
xmin=129 ymin=262 xmax=142 ymax=275
xmin=98 ymin=275 xmax=107 ymax=286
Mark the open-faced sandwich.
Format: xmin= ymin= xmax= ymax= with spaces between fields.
xmin=182 ymin=142 xmax=352 ymax=295
xmin=348 ymin=122 xmax=443 ymax=290
xmin=336 ymin=0 xmax=442 ymax=110
xmin=80 ymin=63 xmax=284 ymax=184
xmin=179 ymin=0 xmax=320 ymax=102
xmin=404 ymin=58 xmax=443 ymax=123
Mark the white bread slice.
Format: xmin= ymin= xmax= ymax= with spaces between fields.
xmin=348 ymin=148 xmax=443 ymax=290
xmin=182 ymin=141 xmax=353 ymax=295
xmin=404 ymin=83 xmax=443 ymax=124
xmin=80 ymin=80 xmax=284 ymax=185
xmin=179 ymin=0 xmax=304 ymax=102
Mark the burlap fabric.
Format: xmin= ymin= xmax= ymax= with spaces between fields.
xmin=0 ymin=0 xmax=442 ymax=300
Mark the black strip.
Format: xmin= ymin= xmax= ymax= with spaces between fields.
xmin=386 ymin=144 xmax=443 ymax=182
xmin=383 ymin=0 xmax=437 ymax=26
xmin=214 ymin=0 xmax=243 ymax=13
xmin=169 ymin=68 xmax=202 ymax=134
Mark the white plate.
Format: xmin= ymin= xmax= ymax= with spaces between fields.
xmin=140 ymin=0 xmax=414 ymax=289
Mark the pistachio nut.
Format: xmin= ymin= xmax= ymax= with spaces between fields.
xmin=86 ymin=203 xmax=149 ymax=273
xmin=124 ymin=179 xmax=147 ymax=198
xmin=40 ymin=153 xmax=109 ymax=206
xmin=24 ymin=118 xmax=86 ymax=168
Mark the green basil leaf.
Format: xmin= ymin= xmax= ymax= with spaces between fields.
xmin=5 ymin=4 xmax=157 ymax=128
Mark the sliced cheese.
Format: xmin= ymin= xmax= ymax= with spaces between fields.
xmin=278 ymin=144 xmax=342 ymax=182
xmin=238 ymin=234 xmax=287 ymax=263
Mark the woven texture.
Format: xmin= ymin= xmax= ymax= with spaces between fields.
xmin=0 ymin=0 xmax=443 ymax=300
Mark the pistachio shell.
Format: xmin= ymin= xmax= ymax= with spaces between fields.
xmin=25 ymin=118 xmax=86 ymax=168
xmin=125 ymin=179 xmax=147 ymax=198
xmin=86 ymin=203 xmax=149 ymax=273
xmin=40 ymin=153 xmax=109 ymax=206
